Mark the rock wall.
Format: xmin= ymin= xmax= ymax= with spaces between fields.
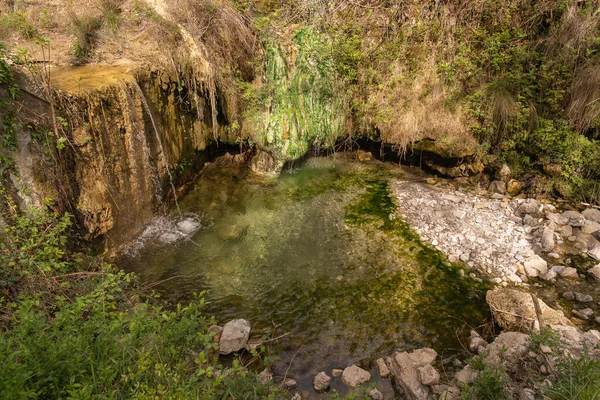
xmin=1 ymin=69 xmax=236 ymax=243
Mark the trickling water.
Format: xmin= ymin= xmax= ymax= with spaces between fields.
xmin=118 ymin=156 xmax=490 ymax=396
xmin=132 ymin=81 xmax=182 ymax=217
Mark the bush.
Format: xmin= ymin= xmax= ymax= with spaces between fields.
xmin=0 ymin=12 xmax=38 ymax=40
xmin=0 ymin=211 xmax=285 ymax=399
xmin=545 ymin=354 xmax=600 ymax=400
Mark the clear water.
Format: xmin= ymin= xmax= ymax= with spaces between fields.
xmin=118 ymin=156 xmax=490 ymax=394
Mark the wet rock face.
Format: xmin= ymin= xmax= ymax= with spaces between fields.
xmin=250 ymin=150 xmax=277 ymax=174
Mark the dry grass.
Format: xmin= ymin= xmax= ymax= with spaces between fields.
xmin=545 ymin=4 xmax=600 ymax=59
xmin=371 ymin=59 xmax=477 ymax=157
xmin=569 ymin=65 xmax=600 ymax=135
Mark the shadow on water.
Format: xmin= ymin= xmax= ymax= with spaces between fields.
xmin=117 ymin=155 xmax=491 ymax=396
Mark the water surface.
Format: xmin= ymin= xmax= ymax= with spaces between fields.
xmin=118 ymin=156 xmax=490 ymax=394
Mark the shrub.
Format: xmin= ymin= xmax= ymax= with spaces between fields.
xmin=0 ymin=210 xmax=285 ymax=399
xmin=67 ymin=10 xmax=101 ymax=60
xmin=0 ymin=12 xmax=38 ymax=39
xmin=545 ymin=354 xmax=600 ymax=400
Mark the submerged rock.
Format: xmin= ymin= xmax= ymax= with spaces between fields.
xmin=219 ymin=319 xmax=251 ymax=354
xmin=341 ymin=365 xmax=371 ymax=387
xmin=369 ymin=388 xmax=384 ymax=400
xmin=313 ymin=371 xmax=331 ymax=392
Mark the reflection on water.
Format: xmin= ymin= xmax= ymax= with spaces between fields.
xmin=118 ymin=156 xmax=490 ymax=393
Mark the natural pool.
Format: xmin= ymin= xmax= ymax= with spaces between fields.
xmin=118 ymin=156 xmax=490 ymax=395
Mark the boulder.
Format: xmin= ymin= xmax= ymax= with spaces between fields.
xmin=484 ymin=332 xmax=530 ymax=369
xmin=258 ymin=369 xmax=273 ymax=384
xmin=523 ymin=255 xmax=548 ymax=277
xmin=582 ymin=220 xmax=600 ymax=234
xmin=488 ymin=180 xmax=506 ymax=195
xmin=499 ymin=164 xmax=511 ymax=181
xmin=454 ymin=365 xmax=477 ymax=384
xmin=469 ymin=330 xmax=488 ymax=353
xmin=388 ymin=349 xmax=437 ymax=400
xmin=590 ymin=243 xmax=600 ymax=261
xmin=369 ymin=388 xmax=384 ymax=400
xmin=563 ymin=210 xmax=585 ymax=227
xmin=588 ymin=264 xmax=600 ymax=280
xmin=540 ymin=227 xmax=555 ymax=252
xmin=486 ymin=288 xmax=573 ymax=332
xmin=515 ymin=199 xmax=541 ymax=216
xmin=313 ymin=371 xmax=331 ymax=392
xmin=375 ymin=358 xmax=390 ymax=378
xmin=507 ymin=180 xmax=522 ymax=196
xmin=574 ymin=292 xmax=594 ymax=303
xmin=546 ymin=212 xmax=569 ymax=226
xmin=219 ymin=319 xmax=251 ymax=354
xmin=417 ymin=365 xmax=440 ymax=385
xmin=341 ymin=365 xmax=371 ymax=387
xmin=583 ymin=208 xmax=600 ymax=223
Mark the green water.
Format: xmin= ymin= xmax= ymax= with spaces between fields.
xmin=118 ymin=156 xmax=490 ymax=393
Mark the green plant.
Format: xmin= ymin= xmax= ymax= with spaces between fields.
xmin=545 ymin=353 xmax=600 ymax=400
xmin=0 ymin=210 xmax=286 ymax=399
xmin=0 ymin=12 xmax=38 ymax=40
xmin=96 ymin=0 xmax=121 ymax=34
xmin=461 ymin=363 xmax=510 ymax=400
xmin=67 ymin=10 xmax=101 ymax=60
xmin=530 ymin=326 xmax=561 ymax=350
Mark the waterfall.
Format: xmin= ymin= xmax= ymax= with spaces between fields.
xmin=132 ymin=81 xmax=182 ymax=217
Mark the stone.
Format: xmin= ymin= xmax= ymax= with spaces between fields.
xmin=388 ymin=350 xmax=435 ymax=400
xmin=488 ymin=180 xmax=506 ymax=195
xmin=507 ymin=180 xmax=522 ymax=196
xmin=417 ymin=364 xmax=440 ymax=385
xmin=590 ymin=243 xmax=600 ymax=261
xmin=582 ymin=220 xmax=600 ymax=234
xmin=331 ymin=368 xmax=343 ymax=377
xmin=523 ymin=255 xmax=548 ymax=277
xmin=575 ymin=308 xmax=594 ymax=319
xmin=583 ymin=208 xmax=600 ymax=223
xmin=233 ymin=153 xmax=245 ymax=163
xmin=469 ymin=330 xmax=487 ymax=353
xmin=291 ymin=393 xmax=302 ymax=400
xmin=540 ymin=227 xmax=555 ymax=252
xmin=588 ymin=264 xmax=600 ymax=280
xmin=499 ymin=164 xmax=511 ymax=181
xmin=516 ymin=199 xmax=541 ymax=216
xmin=281 ymin=379 xmax=297 ymax=390
xmin=313 ymin=371 xmax=331 ymax=392
xmin=440 ymin=386 xmax=461 ymax=400
xmin=441 ymin=194 xmax=463 ymax=203
xmin=408 ymin=348 xmax=438 ymax=366
xmin=219 ymin=319 xmax=251 ymax=354
xmin=486 ymin=288 xmax=573 ymax=331
xmin=563 ymin=210 xmax=586 ymax=227
xmin=369 ymin=388 xmax=384 ymax=400
xmin=575 ymin=230 xmax=600 ymax=249
xmin=560 ymin=225 xmax=573 ymax=237
xmin=454 ymin=365 xmax=478 ymax=384
xmin=357 ymin=150 xmax=373 ymax=161
xmin=574 ymin=292 xmax=594 ymax=303
xmin=522 ymin=214 xmax=539 ymax=227
xmin=540 ymin=344 xmax=553 ymax=354
xmin=258 ymin=369 xmax=273 ymax=384
xmin=485 ymin=332 xmax=530 ymax=368
xmin=560 ymin=267 xmax=579 ymax=279
xmin=453 ymin=210 xmax=467 ymax=219
xmin=375 ymin=358 xmax=390 ymax=378
xmin=341 ymin=365 xmax=371 ymax=387
xmin=541 ymin=270 xmax=557 ymax=281
xmin=547 ymin=212 xmax=569 ymax=226
xmin=250 ymin=150 xmax=277 ymax=174
xmin=208 ymin=325 xmax=223 ymax=344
